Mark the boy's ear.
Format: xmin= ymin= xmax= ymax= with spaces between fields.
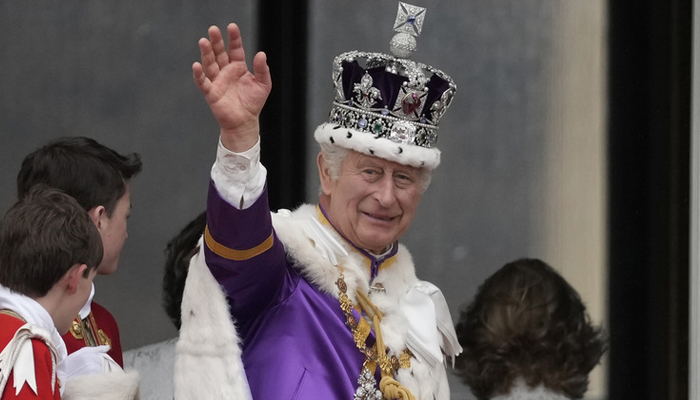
xmin=87 ymin=205 xmax=106 ymax=229
xmin=62 ymin=263 xmax=88 ymax=294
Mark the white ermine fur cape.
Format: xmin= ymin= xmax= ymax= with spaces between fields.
xmin=62 ymin=370 xmax=140 ymax=400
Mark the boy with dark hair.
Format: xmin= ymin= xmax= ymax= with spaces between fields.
xmin=17 ymin=136 xmax=142 ymax=368
xmin=0 ymin=186 xmax=102 ymax=399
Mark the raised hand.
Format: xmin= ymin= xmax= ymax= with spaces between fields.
xmin=193 ymin=23 xmax=272 ymax=152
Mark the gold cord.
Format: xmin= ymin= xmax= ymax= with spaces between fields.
xmin=355 ymin=290 xmax=417 ymax=400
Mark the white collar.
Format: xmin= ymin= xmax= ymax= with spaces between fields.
xmin=77 ymin=283 xmax=95 ymax=319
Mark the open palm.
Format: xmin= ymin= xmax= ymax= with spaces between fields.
xmin=193 ymin=23 xmax=272 ymax=151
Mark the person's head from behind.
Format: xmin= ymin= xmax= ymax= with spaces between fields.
xmin=17 ymin=136 xmax=142 ymax=275
xmin=163 ymin=211 xmax=206 ymax=330
xmin=0 ymin=186 xmax=103 ymax=333
xmin=454 ymin=258 xmax=606 ymax=400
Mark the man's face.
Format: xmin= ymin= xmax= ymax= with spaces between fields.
xmin=96 ymin=184 xmax=131 ymax=275
xmin=319 ymin=151 xmax=424 ymax=254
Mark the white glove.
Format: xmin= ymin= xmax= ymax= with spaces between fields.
xmin=58 ymin=345 xmax=122 ymax=384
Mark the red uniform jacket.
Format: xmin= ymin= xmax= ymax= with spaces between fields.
xmin=0 ymin=313 xmax=60 ymax=400
xmin=61 ymin=302 xmax=123 ymax=367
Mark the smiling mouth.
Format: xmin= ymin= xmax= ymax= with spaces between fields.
xmin=365 ymin=212 xmax=396 ymax=222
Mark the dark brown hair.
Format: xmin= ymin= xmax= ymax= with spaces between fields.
xmin=454 ymin=258 xmax=607 ymax=399
xmin=162 ymin=211 xmax=206 ymax=329
xmin=17 ymin=136 xmax=142 ymax=216
xmin=0 ymin=186 xmax=103 ymax=297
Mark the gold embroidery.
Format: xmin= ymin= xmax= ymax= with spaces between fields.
xmin=354 ymin=318 xmax=371 ymax=348
xmin=69 ymin=319 xmax=84 ymax=339
xmin=377 ymin=353 xmax=392 ymax=375
xmin=205 ymin=225 xmax=274 ymax=261
xmin=399 ymin=349 xmax=412 ymax=369
xmin=339 ymin=293 xmax=353 ymax=314
xmin=70 ymin=311 xmax=112 ymax=348
xmin=97 ymin=329 xmax=112 ymax=347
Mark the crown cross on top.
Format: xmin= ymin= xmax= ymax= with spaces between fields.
xmin=393 ymin=2 xmax=426 ymax=37
xmin=389 ymin=2 xmax=426 ymax=59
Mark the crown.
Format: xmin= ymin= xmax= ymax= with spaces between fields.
xmin=315 ymin=2 xmax=456 ymax=170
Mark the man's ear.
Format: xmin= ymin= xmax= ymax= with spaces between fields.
xmin=317 ymin=152 xmax=333 ymax=196
xmin=62 ymin=263 xmax=88 ymax=294
xmin=87 ymin=205 xmax=106 ymax=229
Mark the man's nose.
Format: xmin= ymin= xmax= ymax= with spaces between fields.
xmin=374 ymin=175 xmax=397 ymax=207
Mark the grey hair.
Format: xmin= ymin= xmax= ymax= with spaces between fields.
xmin=318 ymin=142 xmax=432 ymax=192
xmin=319 ymin=142 xmax=350 ymax=180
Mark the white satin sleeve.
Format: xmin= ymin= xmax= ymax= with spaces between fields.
xmin=211 ymin=137 xmax=267 ymax=210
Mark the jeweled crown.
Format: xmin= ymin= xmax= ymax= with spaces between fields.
xmin=315 ymin=2 xmax=456 ymax=170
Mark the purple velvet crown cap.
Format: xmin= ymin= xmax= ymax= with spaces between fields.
xmin=339 ymin=60 xmax=452 ymax=125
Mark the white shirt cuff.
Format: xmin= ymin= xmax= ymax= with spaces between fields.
xmin=211 ymin=137 xmax=267 ymax=210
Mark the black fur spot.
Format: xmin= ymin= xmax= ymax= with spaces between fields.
xmin=330 ymin=137 xmax=335 ymax=144
xmin=397 ymin=147 xmax=403 ymax=154
xmin=347 ymin=131 xmax=353 ymax=139
xmin=369 ymin=149 xmax=375 ymax=155
xmin=332 ymin=125 xmax=341 ymax=130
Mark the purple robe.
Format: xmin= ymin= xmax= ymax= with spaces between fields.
xmin=204 ymin=181 xmax=396 ymax=400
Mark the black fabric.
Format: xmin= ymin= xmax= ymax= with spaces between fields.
xmin=607 ymin=0 xmax=691 ymax=398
